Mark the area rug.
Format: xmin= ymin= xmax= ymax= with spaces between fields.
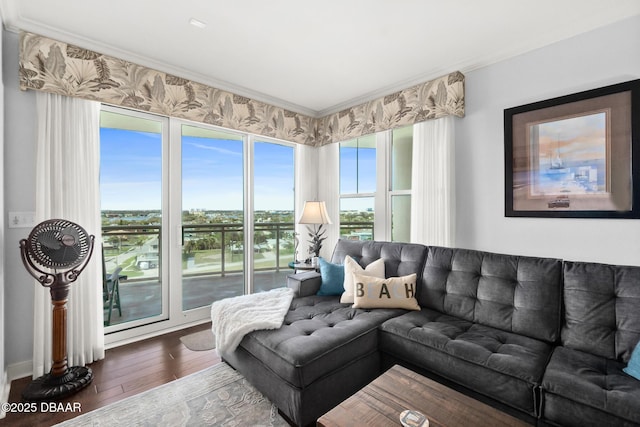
xmin=56 ymin=362 xmax=288 ymax=426
xmin=180 ymin=329 xmax=216 ymax=351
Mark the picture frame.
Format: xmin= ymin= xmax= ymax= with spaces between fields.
xmin=504 ymin=79 xmax=640 ymax=218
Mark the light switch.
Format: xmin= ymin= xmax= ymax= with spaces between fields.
xmin=8 ymin=211 xmax=36 ymax=228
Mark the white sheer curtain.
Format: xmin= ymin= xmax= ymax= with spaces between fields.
xmin=410 ymin=116 xmax=456 ymax=247
xmin=33 ymin=92 xmax=104 ymax=378
xmin=295 ymin=143 xmax=339 ymax=261
xmin=294 ymin=144 xmax=318 ymax=260
xmin=317 ymin=143 xmax=340 ymax=259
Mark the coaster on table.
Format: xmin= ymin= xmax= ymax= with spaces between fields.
xmin=400 ymin=409 xmax=429 ymax=427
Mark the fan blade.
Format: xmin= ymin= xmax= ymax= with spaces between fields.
xmin=38 ymin=230 xmax=62 ymax=250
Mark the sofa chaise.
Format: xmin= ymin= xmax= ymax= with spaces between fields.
xmin=220 ymin=240 xmax=428 ymax=426
xmin=218 ymin=239 xmax=640 ymax=427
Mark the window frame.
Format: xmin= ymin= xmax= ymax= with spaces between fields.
xmin=100 ymin=105 xmax=171 ymax=341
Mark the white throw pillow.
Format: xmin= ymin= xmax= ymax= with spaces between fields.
xmin=352 ymin=273 xmax=420 ymax=310
xmin=340 ymin=257 xmax=385 ymax=304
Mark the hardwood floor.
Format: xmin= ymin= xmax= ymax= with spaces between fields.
xmin=2 ymin=322 xmax=220 ymax=426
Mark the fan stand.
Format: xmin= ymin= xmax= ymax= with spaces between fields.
xmin=19 ymin=225 xmax=96 ymax=402
xmin=22 ymin=277 xmax=94 ymax=401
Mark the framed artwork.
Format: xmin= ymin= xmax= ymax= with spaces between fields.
xmin=504 ymin=79 xmax=640 ymax=218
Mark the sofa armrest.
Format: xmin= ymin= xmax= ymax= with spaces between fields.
xmin=287 ymin=271 xmax=322 ymax=297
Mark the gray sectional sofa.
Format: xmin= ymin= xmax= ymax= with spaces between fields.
xmin=219 ymin=239 xmax=640 ymax=427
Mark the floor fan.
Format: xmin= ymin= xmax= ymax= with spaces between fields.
xmin=19 ymin=219 xmax=95 ymax=400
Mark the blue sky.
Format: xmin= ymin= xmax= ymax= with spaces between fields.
xmin=100 ymin=128 xmax=162 ymax=211
xmin=100 ymin=127 xmax=377 ymax=212
xmin=100 ymin=128 xmax=294 ymax=211
xmin=340 ymin=146 xmax=376 ymax=194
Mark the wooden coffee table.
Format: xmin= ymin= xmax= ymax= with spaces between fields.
xmin=317 ymin=365 xmax=531 ymax=427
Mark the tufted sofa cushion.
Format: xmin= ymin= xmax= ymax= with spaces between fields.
xmin=420 ymin=246 xmax=563 ymax=342
xmin=562 ymin=261 xmax=640 ymax=363
xmin=542 ymin=346 xmax=640 ymax=425
xmin=540 ymin=261 xmax=640 ymax=426
xmin=379 ymin=308 xmax=552 ymax=415
xmin=331 ymin=239 xmax=428 ymax=280
xmin=236 ymin=294 xmax=407 ymax=389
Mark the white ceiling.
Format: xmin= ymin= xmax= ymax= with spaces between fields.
xmin=2 ymin=0 xmax=640 ymax=117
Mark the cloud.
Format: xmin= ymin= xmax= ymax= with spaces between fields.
xmin=184 ymin=142 xmax=242 ymax=156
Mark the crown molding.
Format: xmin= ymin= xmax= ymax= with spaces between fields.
xmin=0 ymin=0 xmax=19 ymax=31
xmin=4 ymin=3 xmax=640 ymax=119
xmin=0 ymin=12 xmax=476 ymax=120
xmin=3 ymin=15 xmax=320 ymax=118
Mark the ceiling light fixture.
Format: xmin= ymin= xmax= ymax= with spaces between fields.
xmin=189 ymin=18 xmax=207 ymax=29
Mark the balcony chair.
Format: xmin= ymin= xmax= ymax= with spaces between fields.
xmin=103 ymin=266 xmax=123 ymax=326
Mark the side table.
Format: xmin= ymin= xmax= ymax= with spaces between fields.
xmin=288 ymin=261 xmax=320 ymax=273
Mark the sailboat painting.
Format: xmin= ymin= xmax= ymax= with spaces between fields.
xmin=529 ymin=111 xmax=608 ymax=197
xmin=506 ymin=79 xmax=639 ymax=218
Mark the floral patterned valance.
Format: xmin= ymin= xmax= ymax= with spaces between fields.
xmin=19 ymin=31 xmax=464 ymax=146
xmin=317 ymin=72 xmax=464 ymax=145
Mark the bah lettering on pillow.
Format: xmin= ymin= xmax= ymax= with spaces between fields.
xmin=352 ymin=273 xmax=420 ymax=310
xmin=340 ymin=257 xmax=385 ymax=304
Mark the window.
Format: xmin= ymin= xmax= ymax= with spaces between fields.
xmin=340 ymin=134 xmax=377 ymax=194
xmin=339 ymin=126 xmax=413 ymax=242
xmin=339 ymin=134 xmax=376 ymax=240
xmin=390 ymin=126 xmax=413 ymax=242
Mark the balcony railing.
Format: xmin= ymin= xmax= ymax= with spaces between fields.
xmin=339 ymin=221 xmax=375 ymax=241
xmin=102 ymin=222 xmax=373 ymax=280
xmin=102 ymin=221 xmax=374 ymax=281
xmin=101 ymin=221 xmax=374 ymax=326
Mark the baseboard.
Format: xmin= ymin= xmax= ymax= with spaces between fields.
xmin=105 ymin=318 xmax=210 ymax=349
xmin=0 ymin=370 xmax=10 ymax=419
xmin=2 ymin=360 xmax=33 ymax=416
xmin=7 ymin=359 xmax=32 ymax=382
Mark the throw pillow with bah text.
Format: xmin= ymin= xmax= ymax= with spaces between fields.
xmin=341 ymin=257 xmax=385 ymax=304
xmin=352 ymin=273 xmax=420 ymax=310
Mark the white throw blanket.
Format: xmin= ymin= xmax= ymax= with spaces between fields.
xmin=210 ymin=287 xmax=294 ymax=354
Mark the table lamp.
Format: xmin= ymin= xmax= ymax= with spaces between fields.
xmin=298 ymin=201 xmax=332 ymax=261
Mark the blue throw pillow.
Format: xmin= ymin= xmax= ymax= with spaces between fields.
xmin=624 ymin=341 xmax=640 ymax=380
xmin=317 ymin=258 xmax=344 ymax=296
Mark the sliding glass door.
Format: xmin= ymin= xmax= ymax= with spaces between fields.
xmin=100 ymin=106 xmax=297 ymax=339
xmin=252 ymin=140 xmax=295 ymax=292
xmin=100 ymin=107 xmax=169 ymax=331
xmin=181 ymin=125 xmax=245 ymax=310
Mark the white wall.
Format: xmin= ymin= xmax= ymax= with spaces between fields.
xmin=456 ymin=15 xmax=640 ymax=266
xmin=3 ymin=29 xmax=37 ymax=373
xmin=0 ymin=12 xmax=7 ymax=413
xmin=2 ymin=16 xmax=640 ymax=372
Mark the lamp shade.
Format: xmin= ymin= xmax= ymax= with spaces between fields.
xmin=298 ymin=201 xmax=332 ymax=225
